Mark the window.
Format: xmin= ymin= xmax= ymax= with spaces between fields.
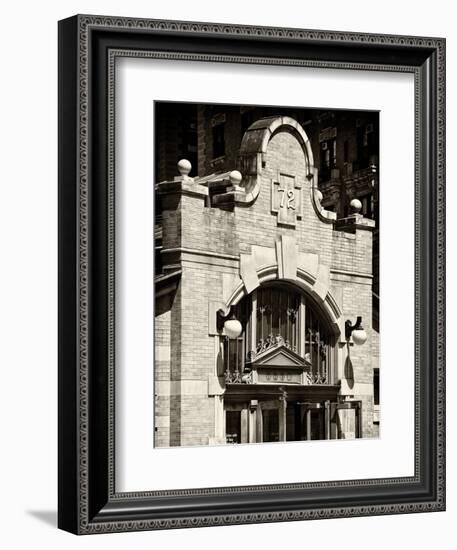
xmin=224 ymin=284 xmax=333 ymax=384
xmin=343 ymin=139 xmax=349 ymax=163
xmin=304 ymin=302 xmax=331 ymax=382
xmin=320 ymin=138 xmax=336 ymax=181
xmin=241 ymin=109 xmax=255 ymax=137
xmin=360 ymin=193 xmax=374 ymax=219
xmin=212 ymin=123 xmax=225 ymax=158
xmin=256 ymin=286 xmax=299 ymax=352
xmin=355 ymin=122 xmax=378 ymax=170
xmin=373 ymin=368 xmax=380 ymax=406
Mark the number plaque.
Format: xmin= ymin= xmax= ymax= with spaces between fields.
xmin=271 ymin=173 xmax=302 ymax=227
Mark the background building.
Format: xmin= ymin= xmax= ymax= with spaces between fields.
xmin=154 ymin=104 xmax=380 ymax=446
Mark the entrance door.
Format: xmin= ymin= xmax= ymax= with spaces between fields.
xmin=259 ymin=400 xmax=328 ymax=442
xmin=225 ymin=410 xmax=241 ymax=444
xmin=224 ymin=405 xmax=249 ymax=444
xmin=285 ymin=403 xmax=306 ymax=440
xmin=295 ymin=403 xmax=329 ymax=440
xmin=308 ymin=409 xmax=325 ymax=440
xmin=335 ymin=401 xmax=362 ymax=438
xmin=258 ymin=399 xmax=284 ymax=442
xmin=262 ymin=409 xmax=279 ymax=442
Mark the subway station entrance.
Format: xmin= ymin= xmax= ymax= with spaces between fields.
xmin=224 ymin=384 xmax=362 ymax=444
xmin=222 ymin=328 xmax=363 ymax=444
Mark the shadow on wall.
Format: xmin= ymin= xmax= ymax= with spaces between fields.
xmin=344 ymin=356 xmax=355 ymax=390
xmin=216 ymin=345 xmax=224 ymax=377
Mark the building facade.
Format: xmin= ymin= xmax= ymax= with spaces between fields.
xmin=155 ymin=113 xmax=379 ymax=447
xmin=156 ymin=102 xmax=380 ymax=316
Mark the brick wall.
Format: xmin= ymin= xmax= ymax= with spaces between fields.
xmin=154 ymin=294 xmax=171 ymax=447
xmin=233 ymin=131 xmax=334 ymax=263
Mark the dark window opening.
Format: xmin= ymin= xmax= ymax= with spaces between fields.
xmin=212 ymin=123 xmax=225 ymax=158
xmin=320 ymin=138 xmax=336 ymax=181
xmin=360 ymin=193 xmax=374 ymax=219
xmin=355 ymin=123 xmax=378 ymax=171
xmin=241 ymin=110 xmax=255 ymax=137
xmin=374 ymin=368 xmax=380 ymax=406
xmin=181 ymin=109 xmax=198 ymax=175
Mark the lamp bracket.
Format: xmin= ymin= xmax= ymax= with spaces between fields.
xmin=216 ymin=306 xmax=234 ymax=332
xmin=345 ymin=316 xmax=363 ymax=340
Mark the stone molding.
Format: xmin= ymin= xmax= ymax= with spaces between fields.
xmin=213 ymin=116 xmax=325 ymax=211
xmin=223 ymin=235 xmax=343 ymax=336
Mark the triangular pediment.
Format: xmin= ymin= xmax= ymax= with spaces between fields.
xmin=248 ymin=343 xmax=305 ymax=368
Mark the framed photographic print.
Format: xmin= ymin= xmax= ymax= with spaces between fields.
xmin=58 ymin=15 xmax=446 ymax=534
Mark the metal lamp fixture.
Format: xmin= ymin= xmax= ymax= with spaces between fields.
xmin=224 ymin=315 xmax=242 ymax=339
xmin=217 ymin=309 xmax=242 ymax=340
xmin=345 ymin=316 xmax=367 ymax=345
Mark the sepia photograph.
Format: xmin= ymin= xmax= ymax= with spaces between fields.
xmin=154 ymin=102 xmax=380 ymax=447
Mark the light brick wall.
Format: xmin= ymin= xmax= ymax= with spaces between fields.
xmin=154 ymin=294 xmax=172 ymax=447
xmin=233 ymin=132 xmax=334 ymax=263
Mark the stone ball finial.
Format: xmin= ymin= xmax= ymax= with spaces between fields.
xmin=229 ymin=170 xmax=242 ymax=186
xmin=177 ymin=159 xmax=192 ymax=177
xmin=350 ymin=198 xmax=362 ymax=213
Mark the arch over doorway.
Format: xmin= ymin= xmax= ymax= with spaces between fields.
xmin=224 ymin=280 xmax=338 ymax=385
xmin=225 ymin=264 xmax=342 ymax=338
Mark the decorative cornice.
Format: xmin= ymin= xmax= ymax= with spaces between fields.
xmin=78 ymin=14 xmax=444 ymax=49
xmin=330 ymin=268 xmax=373 ymax=280
xmin=161 ymin=247 xmax=239 ymax=262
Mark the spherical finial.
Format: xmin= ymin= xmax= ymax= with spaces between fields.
xmin=177 ymin=159 xmax=192 ymax=177
xmin=350 ymin=198 xmax=362 ymax=213
xmin=229 ymin=170 xmax=242 ymax=186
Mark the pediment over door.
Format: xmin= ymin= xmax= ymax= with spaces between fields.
xmin=247 ymin=339 xmax=305 ymax=369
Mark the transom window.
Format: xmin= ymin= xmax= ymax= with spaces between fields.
xmin=224 ymin=283 xmax=334 ymax=384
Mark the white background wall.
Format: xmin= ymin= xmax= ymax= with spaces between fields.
xmin=0 ymin=1 xmax=453 ymax=548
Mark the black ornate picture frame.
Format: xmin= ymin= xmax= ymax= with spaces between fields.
xmin=58 ymin=14 xmax=446 ymax=534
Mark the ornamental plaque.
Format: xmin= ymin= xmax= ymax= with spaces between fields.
xmin=257 ymin=368 xmax=302 ymax=384
xmin=271 ymin=172 xmax=302 ymax=227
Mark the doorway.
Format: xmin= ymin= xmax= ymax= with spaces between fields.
xmin=224 ymin=398 xmax=354 ymax=443
xmin=225 ymin=410 xmax=241 ymax=444
xmin=290 ymin=402 xmax=326 ymax=440
xmin=260 ymin=401 xmax=326 ymax=442
xmin=262 ymin=409 xmax=280 ymax=442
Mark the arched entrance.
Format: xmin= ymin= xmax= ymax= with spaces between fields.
xmin=221 ymin=282 xmax=361 ymax=444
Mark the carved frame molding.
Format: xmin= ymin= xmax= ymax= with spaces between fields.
xmin=58 ymin=14 xmax=445 ymax=534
